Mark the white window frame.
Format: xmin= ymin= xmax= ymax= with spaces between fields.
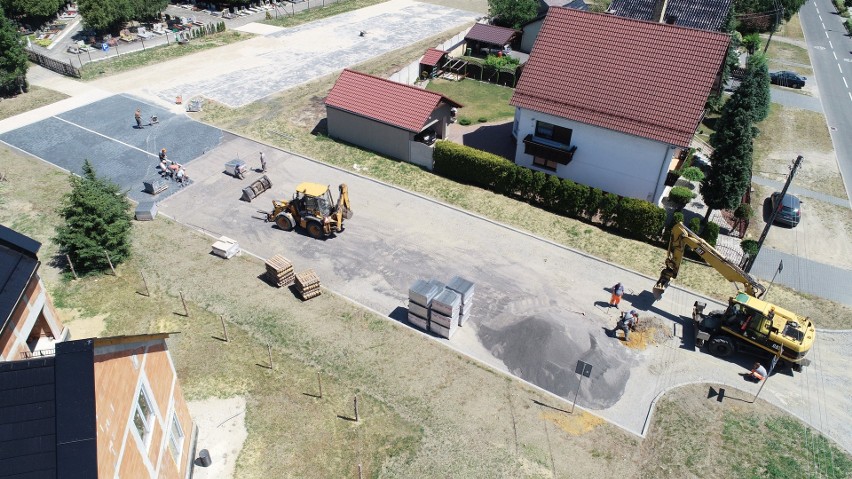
xmin=168 ymin=412 xmax=185 ymax=463
xmin=132 ymin=384 xmax=155 ymax=448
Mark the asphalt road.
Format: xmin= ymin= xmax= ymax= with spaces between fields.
xmin=799 ymin=0 xmax=852 ymax=203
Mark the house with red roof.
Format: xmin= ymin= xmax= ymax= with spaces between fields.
xmin=510 ymin=7 xmax=729 ymax=203
xmin=325 ymin=69 xmax=462 ymax=169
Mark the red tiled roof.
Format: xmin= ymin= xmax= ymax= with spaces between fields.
xmin=465 ymin=23 xmax=519 ymax=46
xmin=421 ymin=48 xmax=447 ymax=67
xmin=325 ymin=69 xmax=462 ymax=133
xmin=510 ymin=8 xmax=730 ymax=146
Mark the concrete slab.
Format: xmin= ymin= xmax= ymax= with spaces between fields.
xmin=0 ymin=94 xmax=223 ymax=203
xmin=157 ymin=0 xmax=478 ymax=107
xmin=154 ymin=134 xmax=852 ymax=452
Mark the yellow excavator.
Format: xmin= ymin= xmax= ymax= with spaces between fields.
xmin=653 ymin=222 xmax=815 ymax=370
xmin=265 ymin=183 xmax=352 ymax=238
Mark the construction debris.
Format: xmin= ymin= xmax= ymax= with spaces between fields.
xmin=264 ymin=254 xmax=294 ymax=287
xmin=295 ymin=269 xmax=322 ymax=300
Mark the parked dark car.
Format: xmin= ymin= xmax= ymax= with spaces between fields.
xmin=770 ymin=71 xmax=806 ymax=89
xmin=770 ymin=192 xmax=802 ymax=227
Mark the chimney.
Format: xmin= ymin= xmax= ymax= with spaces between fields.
xmin=652 ymin=0 xmax=669 ymax=23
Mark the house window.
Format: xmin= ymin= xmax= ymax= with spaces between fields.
xmin=535 ymin=121 xmax=572 ymax=145
xmin=533 ymin=156 xmax=559 ymax=171
xmin=133 ymin=386 xmax=154 ymax=446
xmin=168 ymin=413 xmax=185 ymax=462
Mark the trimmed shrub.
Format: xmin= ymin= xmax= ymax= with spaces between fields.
xmin=556 ymin=178 xmax=586 ymax=218
xmin=514 ymin=167 xmax=534 ymax=200
xmin=668 ymin=186 xmax=695 ymax=208
xmin=688 ymin=217 xmax=702 ymax=234
xmin=700 ymin=221 xmax=720 ymax=247
xmin=678 ymin=166 xmax=705 ymax=182
xmin=615 ymin=198 xmax=666 ymax=242
xmin=672 ymin=211 xmax=685 ymax=227
xmin=541 ymin=174 xmax=561 ymax=210
xmin=741 ymin=239 xmax=759 ymax=256
xmin=477 ymin=117 xmax=488 ymax=123
xmin=583 ymin=188 xmax=603 ymax=220
xmin=433 ymin=140 xmax=513 ymax=190
xmin=599 ymin=193 xmax=619 ymax=227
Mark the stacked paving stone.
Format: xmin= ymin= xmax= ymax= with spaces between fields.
xmin=446 ymin=276 xmax=475 ymax=326
xmin=429 ymin=288 xmax=460 ymax=339
xmin=407 ymin=279 xmax=441 ymax=331
xmin=264 ymin=254 xmax=294 ymax=287
xmin=295 ymin=269 xmax=322 ymax=300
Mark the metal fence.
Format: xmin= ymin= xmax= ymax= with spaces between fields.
xmin=26 ymin=48 xmax=81 ymax=78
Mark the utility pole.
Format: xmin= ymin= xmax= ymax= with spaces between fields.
xmin=763 ymin=0 xmax=783 ymax=54
xmin=745 ymin=155 xmax=803 ymax=273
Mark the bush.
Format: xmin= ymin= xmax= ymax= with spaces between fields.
xmin=477 ymin=117 xmax=488 ymax=123
xmin=734 ymin=203 xmax=754 ymax=220
xmin=668 ymin=186 xmax=695 ymax=207
xmin=688 ymin=217 xmax=702 ymax=234
xmin=615 ymin=198 xmax=666 ymax=242
xmin=459 ymin=118 xmax=472 ymax=125
xmin=433 ymin=140 xmax=514 ymax=190
xmin=540 ymin=174 xmax=561 ymax=210
xmin=672 ymin=211 xmax=685 ymax=227
xmin=741 ymin=239 xmax=760 ymax=256
xmin=599 ymin=193 xmax=619 ymax=227
xmin=678 ymin=166 xmax=705 ymax=182
xmin=742 ymin=33 xmax=762 ymax=53
xmin=583 ymin=188 xmax=603 ymax=220
xmin=845 ymin=18 xmax=852 ymax=34
xmin=556 ymin=178 xmax=586 ymax=217
xmin=700 ymin=221 xmax=720 ymax=247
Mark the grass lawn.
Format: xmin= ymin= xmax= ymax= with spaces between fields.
xmin=79 ymin=31 xmax=248 ymax=81
xmin=3 ymin=144 xmax=851 ymax=477
xmin=426 ymin=78 xmax=516 ymax=123
xmin=776 ymin=14 xmax=805 ymax=39
xmin=766 ymin=41 xmax=812 ymax=67
xmin=753 ymin=103 xmax=844 ymax=199
xmin=262 ymin=0 xmax=388 ymax=27
xmin=0 ymin=86 xmax=68 ymax=121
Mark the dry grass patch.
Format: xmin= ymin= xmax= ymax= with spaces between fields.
xmin=776 ymin=14 xmax=805 ymax=39
xmin=0 ymin=86 xmax=69 ymax=121
xmin=766 ymin=41 xmax=812 ymax=67
xmin=754 ymin=104 xmax=843 ymax=199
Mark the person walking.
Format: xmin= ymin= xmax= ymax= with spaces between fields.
xmin=259 ymin=151 xmax=267 ymax=173
xmin=159 ymin=148 xmax=167 ymax=162
xmin=615 ymin=309 xmax=639 ymax=341
xmin=135 ymin=108 xmax=143 ymax=129
xmin=610 ymin=282 xmax=625 ymax=308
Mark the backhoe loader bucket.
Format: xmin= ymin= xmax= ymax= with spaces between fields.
xmin=241 ymin=175 xmax=273 ymax=202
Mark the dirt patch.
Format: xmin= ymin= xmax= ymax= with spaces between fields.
xmin=60 ymin=308 xmax=107 ymax=339
xmin=188 ymin=396 xmax=248 ymax=479
xmin=540 ymin=410 xmax=606 ymax=436
xmin=621 ymin=316 xmax=673 ymax=351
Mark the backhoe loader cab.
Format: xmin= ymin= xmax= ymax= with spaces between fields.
xmin=265 ymin=182 xmax=352 ymax=238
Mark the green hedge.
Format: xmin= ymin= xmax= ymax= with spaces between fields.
xmin=433 ymin=141 xmax=665 ymax=242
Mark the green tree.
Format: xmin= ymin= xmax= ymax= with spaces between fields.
xmin=78 ymin=0 xmax=127 ymax=32
xmin=55 ymin=160 xmax=132 ymax=274
xmin=701 ymin=105 xmax=754 ymax=222
xmin=0 ymin=6 xmax=27 ymax=96
xmin=126 ymin=0 xmax=167 ymax=21
xmin=488 ymin=0 xmax=538 ymax=29
xmin=1 ymin=0 xmax=62 ymax=18
xmin=741 ymin=53 xmax=771 ymax=123
xmin=720 ymin=9 xmax=740 ymax=86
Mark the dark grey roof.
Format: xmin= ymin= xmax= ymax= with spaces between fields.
xmin=0 ymin=225 xmax=41 ymax=332
xmin=607 ymin=0 xmax=732 ymax=31
xmin=0 ymin=339 xmax=97 ymax=479
xmin=564 ymin=0 xmax=590 ymax=10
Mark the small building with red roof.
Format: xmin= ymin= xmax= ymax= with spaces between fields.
xmin=464 ymin=22 xmax=520 ymax=55
xmin=325 ymin=69 xmax=462 ymax=169
xmin=419 ymin=48 xmax=448 ymax=80
xmin=510 ymin=7 xmax=729 ymax=203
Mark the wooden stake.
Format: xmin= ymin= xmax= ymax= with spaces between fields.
xmin=179 ymin=290 xmax=189 ymax=316
xmin=317 ymin=373 xmax=323 ymax=398
xmin=267 ymin=343 xmax=273 ymax=370
xmin=66 ymin=254 xmax=78 ymax=279
xmin=358 ymin=464 xmax=362 ymax=479
xmin=354 ymin=396 xmax=359 ymax=422
xmin=140 ymin=272 xmax=150 ymax=297
xmin=220 ymin=315 xmax=229 ymax=342
xmin=104 ymin=250 xmax=116 ymax=276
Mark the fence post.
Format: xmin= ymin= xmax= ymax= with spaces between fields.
xmin=179 ymin=290 xmax=189 ymax=316
xmin=66 ymin=254 xmax=79 ymax=279
xmin=220 ymin=315 xmax=229 ymax=342
xmin=140 ymin=272 xmax=150 ymax=296
xmin=104 ymin=250 xmax=117 ymax=275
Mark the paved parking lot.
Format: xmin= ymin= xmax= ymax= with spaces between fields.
xmin=0 ymin=94 xmax=222 ymax=203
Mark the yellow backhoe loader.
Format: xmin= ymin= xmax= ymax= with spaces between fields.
xmin=265 ymin=183 xmax=352 ymax=238
xmin=653 ymin=222 xmax=815 ymax=370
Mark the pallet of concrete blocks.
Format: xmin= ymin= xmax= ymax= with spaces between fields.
xmin=264 ymin=254 xmax=294 ymax=287
xmin=446 ymin=276 xmax=475 ymax=326
xmin=295 ymin=269 xmax=322 ymax=300
xmin=429 ymin=288 xmax=460 ymax=339
xmin=407 ymin=279 xmax=442 ymax=331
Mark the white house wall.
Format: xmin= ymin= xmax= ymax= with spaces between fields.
xmin=513 ymin=108 xmax=674 ymax=203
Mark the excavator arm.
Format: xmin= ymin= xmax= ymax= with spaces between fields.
xmin=334 ymin=183 xmax=352 ymax=231
xmin=653 ymin=223 xmax=765 ymax=300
